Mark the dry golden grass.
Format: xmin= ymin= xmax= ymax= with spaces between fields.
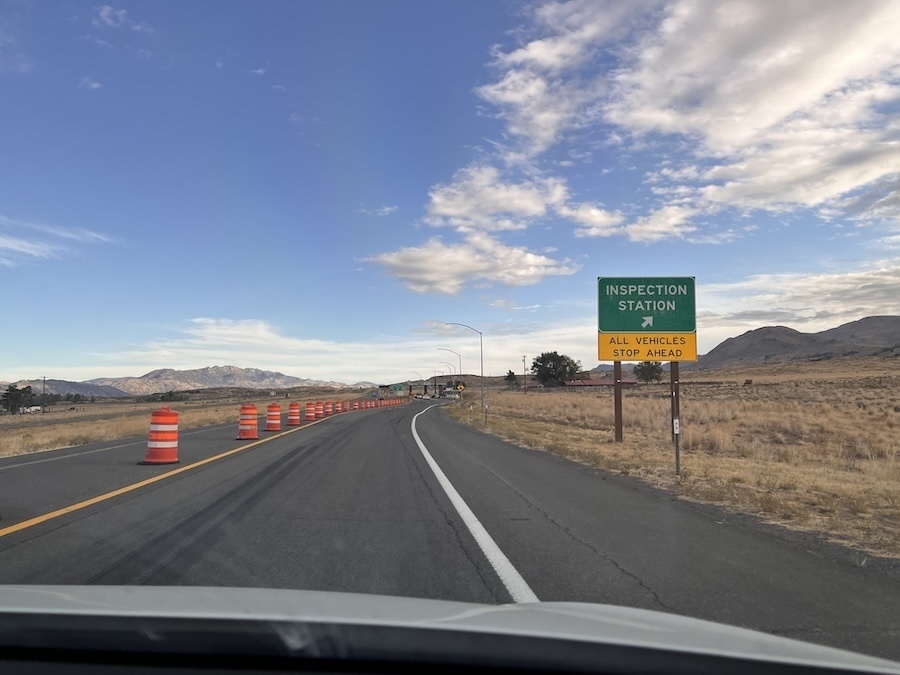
xmin=0 ymin=392 xmax=365 ymax=458
xmin=451 ymin=365 xmax=900 ymax=558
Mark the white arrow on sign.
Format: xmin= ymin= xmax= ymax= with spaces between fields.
xmin=641 ymin=316 xmax=653 ymax=328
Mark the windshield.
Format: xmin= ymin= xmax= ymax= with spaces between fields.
xmin=1 ymin=0 xmax=899 ymax=668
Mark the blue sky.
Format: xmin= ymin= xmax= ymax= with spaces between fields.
xmin=2 ymin=0 xmax=900 ymax=384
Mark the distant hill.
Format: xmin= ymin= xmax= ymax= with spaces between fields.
xmin=11 ymin=379 xmax=129 ymax=398
xmin=86 ymin=365 xmax=360 ymax=395
xmin=688 ymin=316 xmax=900 ymax=370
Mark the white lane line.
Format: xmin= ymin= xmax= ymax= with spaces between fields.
xmin=411 ymin=404 xmax=539 ymax=604
xmin=0 ymin=422 xmax=235 ymax=472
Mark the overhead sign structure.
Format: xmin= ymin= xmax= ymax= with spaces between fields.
xmin=598 ymin=276 xmax=697 ymax=361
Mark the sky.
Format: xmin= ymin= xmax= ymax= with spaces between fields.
xmin=2 ymin=0 xmax=900 ymax=384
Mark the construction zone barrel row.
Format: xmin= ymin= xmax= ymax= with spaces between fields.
xmin=139 ymin=396 xmax=411 ymax=463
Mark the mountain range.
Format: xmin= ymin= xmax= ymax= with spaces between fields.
xmin=686 ymin=316 xmax=900 ymax=369
xmin=5 ymin=317 xmax=900 ymax=396
xmin=6 ymin=366 xmax=377 ymax=398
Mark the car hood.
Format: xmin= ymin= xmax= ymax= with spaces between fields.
xmin=0 ymin=585 xmax=898 ymax=673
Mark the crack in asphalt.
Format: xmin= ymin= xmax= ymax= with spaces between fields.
xmin=455 ymin=430 xmax=677 ymax=612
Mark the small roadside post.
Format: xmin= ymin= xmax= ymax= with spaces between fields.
xmin=614 ymin=361 xmax=623 ymax=442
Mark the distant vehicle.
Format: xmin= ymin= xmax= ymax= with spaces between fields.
xmin=22 ymin=406 xmax=42 ymax=414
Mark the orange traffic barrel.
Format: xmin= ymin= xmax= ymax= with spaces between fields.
xmin=305 ymin=401 xmax=316 ymax=421
xmin=324 ymin=401 xmax=333 ymax=416
xmin=265 ymin=403 xmax=282 ymax=431
xmin=142 ymin=407 xmax=179 ymax=464
xmin=352 ymin=401 xmax=359 ymax=410
xmin=335 ymin=401 xmax=344 ymax=413
xmin=237 ymin=404 xmax=259 ymax=440
xmin=315 ymin=402 xmax=324 ymax=419
xmin=287 ymin=401 xmax=301 ymax=426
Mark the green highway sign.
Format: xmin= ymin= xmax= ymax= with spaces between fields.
xmin=598 ymin=277 xmax=696 ymax=332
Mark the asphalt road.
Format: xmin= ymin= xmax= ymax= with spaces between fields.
xmin=0 ymin=400 xmax=898 ymax=661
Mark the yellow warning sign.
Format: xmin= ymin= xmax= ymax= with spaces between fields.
xmin=598 ymin=332 xmax=697 ymax=361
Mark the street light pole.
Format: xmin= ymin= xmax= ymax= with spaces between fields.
xmin=410 ymin=371 xmax=423 ymax=397
xmin=437 ymin=348 xmax=462 ymax=379
xmin=440 ymin=361 xmax=455 ymax=376
xmin=444 ymin=322 xmax=485 ymax=425
xmin=523 ymin=356 xmax=527 ymax=394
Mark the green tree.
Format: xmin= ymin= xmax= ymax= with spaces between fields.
xmin=1 ymin=384 xmax=34 ymax=413
xmin=504 ymin=369 xmax=519 ymax=390
xmin=531 ymin=352 xmax=581 ymax=387
xmin=633 ymin=361 xmax=664 ymax=383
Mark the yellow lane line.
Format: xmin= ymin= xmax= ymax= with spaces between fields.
xmin=0 ymin=416 xmax=333 ymax=540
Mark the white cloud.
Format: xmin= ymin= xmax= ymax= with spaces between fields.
xmin=492 ymin=0 xmax=640 ymax=72
xmin=622 ymin=204 xmax=697 ymax=242
xmin=476 ymin=69 xmax=601 ymax=161
xmin=288 ymin=112 xmax=304 ymax=124
xmin=478 ymin=0 xmax=652 ymax=161
xmin=0 ymin=215 xmax=111 ymax=266
xmin=79 ymin=77 xmax=103 ymax=90
xmin=603 ymin=1 xmax=900 ymax=222
xmin=426 ymin=164 xmax=568 ymax=231
xmin=375 ymin=2 xmax=900 ymax=293
xmin=214 ymin=60 xmax=223 ymax=69
xmin=250 ymin=67 xmax=266 ymax=76
xmin=472 ymin=1 xmax=900 ymax=240
xmin=81 ymin=34 xmax=113 ymax=48
xmin=92 ymin=5 xmax=154 ymax=33
xmin=272 ymin=84 xmax=288 ymax=92
xmin=369 ymin=232 xmax=579 ymax=294
xmin=0 ymin=235 xmax=59 ymax=265
xmin=92 ymin=6 xmax=126 ymax=28
xmin=699 ymin=258 xmax=900 ymax=343
xmin=559 ymin=202 xmax=625 ymax=237
xmin=359 ymin=205 xmax=398 ymax=217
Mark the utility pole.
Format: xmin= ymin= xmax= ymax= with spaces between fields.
xmin=42 ymin=376 xmax=46 ymax=413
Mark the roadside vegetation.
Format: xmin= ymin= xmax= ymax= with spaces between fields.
xmin=450 ymin=357 xmax=900 ymax=559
